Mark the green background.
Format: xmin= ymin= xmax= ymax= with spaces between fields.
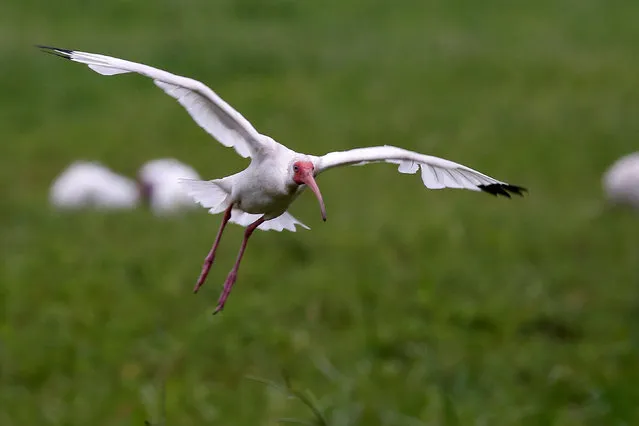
xmin=2 ymin=0 xmax=639 ymax=424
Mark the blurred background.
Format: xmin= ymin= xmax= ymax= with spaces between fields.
xmin=2 ymin=0 xmax=639 ymax=424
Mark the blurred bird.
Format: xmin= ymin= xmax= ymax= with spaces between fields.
xmin=602 ymin=152 xmax=639 ymax=209
xmin=50 ymin=161 xmax=139 ymax=210
xmin=50 ymin=158 xmax=201 ymax=215
xmin=39 ymin=45 xmax=526 ymax=314
xmin=138 ymin=158 xmax=201 ymax=215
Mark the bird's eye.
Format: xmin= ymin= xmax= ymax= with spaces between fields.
xmin=293 ymin=165 xmax=299 ymax=172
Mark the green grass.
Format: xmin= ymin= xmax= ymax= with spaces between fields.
xmin=2 ymin=0 xmax=639 ymax=424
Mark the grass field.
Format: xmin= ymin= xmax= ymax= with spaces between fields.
xmin=2 ymin=0 xmax=639 ymax=424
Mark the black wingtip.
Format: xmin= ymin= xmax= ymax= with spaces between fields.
xmin=35 ymin=45 xmax=73 ymax=59
xmin=479 ymin=183 xmax=527 ymax=198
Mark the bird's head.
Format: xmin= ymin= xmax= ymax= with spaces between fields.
xmin=291 ymin=160 xmax=326 ymax=222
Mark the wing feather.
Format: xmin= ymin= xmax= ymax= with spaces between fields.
xmin=230 ymin=210 xmax=310 ymax=232
xmin=38 ymin=45 xmax=275 ymax=159
xmin=317 ymin=145 xmax=526 ymax=197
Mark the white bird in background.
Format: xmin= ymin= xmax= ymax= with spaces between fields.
xmin=50 ymin=158 xmax=201 ymax=215
xmin=138 ymin=158 xmax=201 ymax=215
xmin=602 ymin=152 xmax=639 ymax=209
xmin=40 ymin=45 xmax=526 ymax=314
xmin=50 ymin=161 xmax=139 ymax=210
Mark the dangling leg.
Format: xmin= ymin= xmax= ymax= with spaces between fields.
xmin=193 ymin=204 xmax=233 ymax=293
xmin=214 ymin=215 xmax=266 ymax=314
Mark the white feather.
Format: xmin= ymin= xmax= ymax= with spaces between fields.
xmin=139 ymin=158 xmax=202 ymax=215
xmin=154 ymin=82 xmax=254 ymax=158
xmin=602 ymin=152 xmax=639 ymax=208
xmin=317 ymin=145 xmax=520 ymax=194
xmin=179 ymin=178 xmax=308 ymax=232
xmin=87 ymin=64 xmax=129 ymax=76
xmin=43 ymin=47 xmax=276 ymax=159
xmin=179 ymin=178 xmax=230 ymax=214
xmin=49 ymin=161 xmax=139 ymax=209
xmin=230 ymin=210 xmax=309 ymax=232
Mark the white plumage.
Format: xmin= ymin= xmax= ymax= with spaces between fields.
xmin=40 ymin=45 xmax=526 ymax=313
xmin=317 ymin=145 xmax=523 ymax=195
xmin=138 ymin=158 xmax=201 ymax=215
xmin=50 ymin=158 xmax=203 ymax=215
xmin=49 ymin=161 xmax=139 ymax=210
xmin=602 ymin=152 xmax=639 ymax=209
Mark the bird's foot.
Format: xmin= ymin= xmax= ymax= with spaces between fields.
xmin=193 ymin=254 xmax=216 ymax=293
xmin=193 ymin=275 xmax=207 ymax=294
xmin=193 ymin=280 xmax=205 ymax=294
xmin=212 ymin=271 xmax=238 ymax=315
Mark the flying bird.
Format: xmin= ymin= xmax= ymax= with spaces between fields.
xmin=39 ymin=45 xmax=526 ymax=314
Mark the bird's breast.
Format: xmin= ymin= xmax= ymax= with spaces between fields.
xmin=234 ymin=180 xmax=299 ymax=216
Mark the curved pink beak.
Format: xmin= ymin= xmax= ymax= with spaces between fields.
xmin=300 ymin=172 xmax=327 ymax=222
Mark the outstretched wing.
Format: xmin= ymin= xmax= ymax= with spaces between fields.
xmin=316 ymin=145 xmax=526 ymax=197
xmin=38 ymin=45 xmax=276 ymax=159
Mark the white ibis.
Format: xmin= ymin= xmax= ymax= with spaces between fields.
xmin=602 ymin=152 xmax=639 ymax=209
xmin=51 ymin=158 xmax=201 ymax=214
xmin=50 ymin=161 xmax=139 ymax=210
xmin=138 ymin=158 xmax=201 ymax=215
xmin=39 ymin=46 xmax=526 ymax=314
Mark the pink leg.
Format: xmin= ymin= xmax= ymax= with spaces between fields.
xmin=214 ymin=215 xmax=266 ymax=314
xmin=193 ymin=204 xmax=233 ymax=293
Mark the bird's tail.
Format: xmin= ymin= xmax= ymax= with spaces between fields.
xmin=230 ymin=210 xmax=309 ymax=232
